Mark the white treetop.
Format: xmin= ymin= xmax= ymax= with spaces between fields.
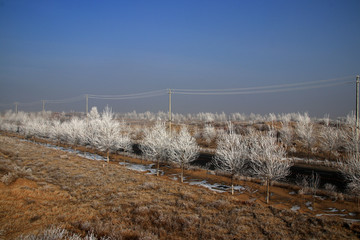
xmin=169 ymin=126 xmax=199 ymax=182
xmin=342 ymin=125 xmax=360 ymax=155
xmin=94 ymin=106 xmax=131 ymax=162
xmin=203 ymin=124 xmax=217 ymax=144
xmin=213 ymin=122 xmax=249 ymax=194
xmin=140 ymin=121 xmax=170 ymax=176
xmin=340 ymin=154 xmax=360 ymax=195
xmin=320 ymin=125 xmax=341 ymax=159
xmin=61 ymin=118 xmax=85 ymax=147
xmin=279 ymin=122 xmax=293 ymax=149
xmin=250 ymin=131 xmax=291 ymax=203
xmin=296 ymin=112 xmax=316 ymax=158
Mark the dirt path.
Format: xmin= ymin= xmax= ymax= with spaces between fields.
xmin=0 ymin=134 xmax=359 ymax=239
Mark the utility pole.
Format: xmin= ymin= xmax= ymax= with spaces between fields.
xmin=168 ymin=89 xmax=172 ymax=134
xmin=14 ymin=102 xmax=18 ymax=114
xmin=85 ymin=94 xmax=89 ymax=116
xmin=42 ymin=100 xmax=45 ymax=113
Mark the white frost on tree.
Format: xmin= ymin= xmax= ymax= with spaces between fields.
xmin=319 ymin=125 xmax=341 ymax=160
xmin=213 ymin=122 xmax=249 ymax=195
xmin=279 ymin=122 xmax=294 ymax=151
xmin=340 ymin=154 xmax=360 ymax=195
xmin=169 ymin=126 xmax=199 ymax=183
xmin=61 ymin=117 xmax=86 ymax=148
xmin=296 ymin=112 xmax=316 ymax=159
xmin=203 ymin=124 xmax=216 ymax=144
xmin=93 ymin=106 xmax=132 ymax=163
xmin=250 ymin=131 xmax=292 ymax=204
xmin=140 ymin=122 xmax=170 ymax=176
xmin=342 ymin=125 xmax=360 ymax=156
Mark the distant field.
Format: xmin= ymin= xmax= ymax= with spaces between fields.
xmin=0 ymin=134 xmax=359 ymax=239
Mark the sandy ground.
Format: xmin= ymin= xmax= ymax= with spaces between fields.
xmin=0 ymin=133 xmax=359 ymax=239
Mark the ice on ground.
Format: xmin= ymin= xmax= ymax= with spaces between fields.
xmin=234 ymin=185 xmax=245 ymax=192
xmin=316 ymin=213 xmax=346 ymax=217
xmin=305 ymin=201 xmax=313 ymax=211
xmin=30 ymin=141 xmax=107 ymax=161
xmin=314 ymin=195 xmax=326 ymax=200
xmin=188 ymin=180 xmax=245 ymax=193
xmin=325 ymin=208 xmax=339 ymax=213
xmin=289 ymin=191 xmax=296 ymax=195
xmin=343 ymin=218 xmax=360 ymax=223
xmin=119 ymin=162 xmax=159 ymax=174
xmin=169 ymin=174 xmax=178 ymax=181
xmin=291 ymin=205 xmax=300 ymax=212
xmin=349 ymin=212 xmax=357 ymax=216
xmin=189 ymin=180 xmax=226 ymax=193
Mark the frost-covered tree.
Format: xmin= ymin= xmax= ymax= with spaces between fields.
xmin=50 ymin=120 xmax=64 ymax=143
xmin=340 ymin=154 xmax=360 ymax=195
xmin=250 ymin=131 xmax=291 ymax=204
xmin=140 ymin=122 xmax=170 ymax=176
xmin=62 ymin=117 xmax=86 ymax=148
xmin=279 ymin=122 xmax=293 ymax=147
xmin=296 ymin=113 xmax=316 ymax=159
xmin=268 ymin=113 xmax=277 ymax=123
xmin=319 ymin=125 xmax=341 ymax=160
xmin=82 ymin=107 xmax=102 ymax=148
xmin=20 ymin=115 xmax=50 ymax=140
xmin=169 ymin=126 xmax=199 ymax=183
xmin=94 ymin=106 xmax=131 ymax=163
xmin=203 ymin=124 xmax=216 ymax=144
xmin=213 ymin=122 xmax=249 ymax=195
xmin=342 ymin=125 xmax=360 ymax=156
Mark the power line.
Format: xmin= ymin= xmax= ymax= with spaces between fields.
xmin=0 ymin=75 xmax=355 ymax=107
xmin=17 ymin=101 xmax=42 ymax=107
xmin=45 ymin=95 xmax=85 ymax=104
xmin=0 ymin=103 xmax=13 ymax=107
xmin=173 ymin=75 xmax=354 ymax=93
xmin=88 ymin=89 xmax=167 ymax=100
xmin=173 ymin=81 xmax=353 ymax=95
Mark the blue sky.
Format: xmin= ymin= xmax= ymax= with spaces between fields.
xmin=0 ymin=0 xmax=359 ymax=117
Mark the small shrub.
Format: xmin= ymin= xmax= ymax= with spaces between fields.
xmin=324 ymin=183 xmax=337 ymax=192
xmin=1 ymin=172 xmax=17 ymax=185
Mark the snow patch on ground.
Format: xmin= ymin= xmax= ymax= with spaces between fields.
xmin=305 ymin=201 xmax=313 ymax=211
xmin=291 ymin=205 xmax=300 ymax=211
xmin=20 ymin=139 xmax=108 ymax=161
xmin=316 ymin=213 xmax=346 ymax=217
xmin=118 ymin=162 xmax=162 ymax=175
xmin=325 ymin=207 xmax=339 ymax=213
xmin=188 ymin=180 xmax=245 ymax=193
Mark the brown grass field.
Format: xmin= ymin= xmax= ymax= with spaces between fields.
xmin=0 ymin=133 xmax=360 ymax=239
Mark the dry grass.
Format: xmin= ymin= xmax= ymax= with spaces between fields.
xmin=0 ymin=134 xmax=359 ymax=239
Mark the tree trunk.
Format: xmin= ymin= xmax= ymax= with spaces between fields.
xmin=266 ymin=179 xmax=270 ymax=204
xmin=157 ymin=159 xmax=160 ymax=177
xmin=181 ymin=162 xmax=184 ymax=183
xmin=231 ymin=175 xmax=234 ymax=195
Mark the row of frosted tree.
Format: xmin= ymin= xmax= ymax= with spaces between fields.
xmin=0 ymin=108 xmax=359 ymax=202
xmin=120 ymin=110 xmax=346 ymax=123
